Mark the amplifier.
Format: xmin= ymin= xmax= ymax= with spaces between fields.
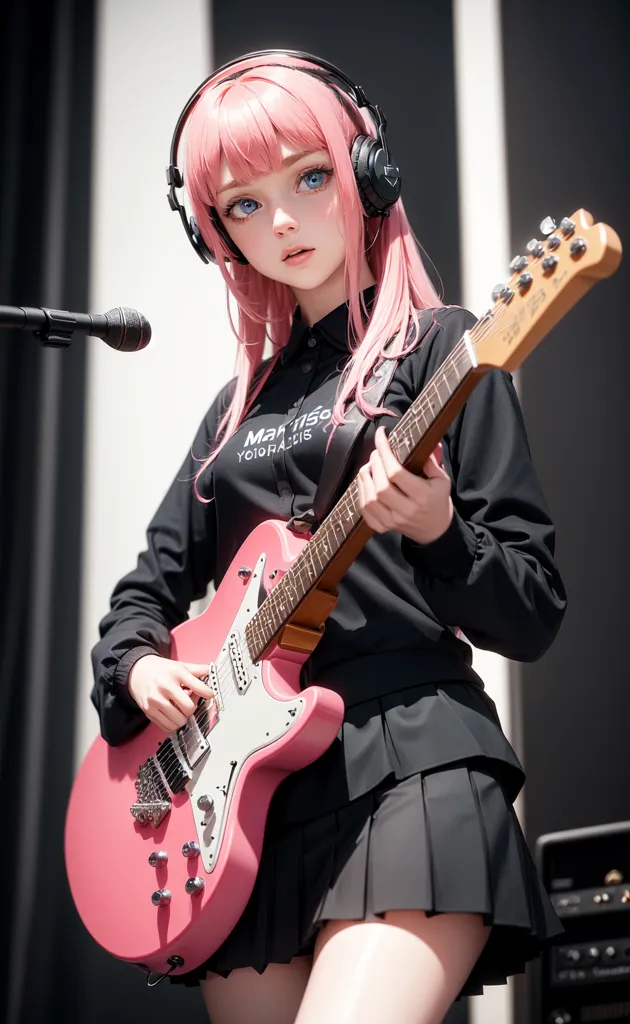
xmin=536 ymin=821 xmax=630 ymax=1024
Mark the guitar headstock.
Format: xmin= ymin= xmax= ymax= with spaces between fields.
xmin=473 ymin=209 xmax=622 ymax=372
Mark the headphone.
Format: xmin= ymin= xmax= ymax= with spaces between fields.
xmin=166 ymin=49 xmax=402 ymax=266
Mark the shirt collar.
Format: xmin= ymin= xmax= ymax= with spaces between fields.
xmin=279 ymin=285 xmax=377 ymax=365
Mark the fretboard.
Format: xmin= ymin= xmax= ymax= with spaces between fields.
xmin=245 ymin=331 xmax=477 ymax=661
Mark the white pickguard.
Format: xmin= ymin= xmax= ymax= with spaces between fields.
xmin=186 ymin=553 xmax=304 ymax=872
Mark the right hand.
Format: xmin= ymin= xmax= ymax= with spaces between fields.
xmin=127 ymin=654 xmax=213 ymax=733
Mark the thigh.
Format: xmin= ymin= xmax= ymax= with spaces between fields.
xmin=294 ymin=911 xmax=490 ymax=1024
xmin=200 ymin=955 xmax=313 ymax=1024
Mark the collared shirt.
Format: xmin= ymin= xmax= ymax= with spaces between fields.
xmin=91 ymin=294 xmax=566 ymax=818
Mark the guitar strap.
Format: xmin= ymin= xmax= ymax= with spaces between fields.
xmin=286 ymin=355 xmax=400 ymax=535
xmin=286 ymin=310 xmax=437 ymax=536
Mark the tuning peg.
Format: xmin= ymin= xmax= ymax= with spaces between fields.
xmin=526 ymin=238 xmax=545 ymax=258
xmin=540 ymin=216 xmax=557 ymax=236
xmin=560 ymin=217 xmax=576 ymax=237
xmin=509 ymin=255 xmax=529 ymax=273
xmin=491 ymin=283 xmax=514 ymax=304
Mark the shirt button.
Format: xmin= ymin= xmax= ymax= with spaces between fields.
xmin=307 ymin=337 xmax=317 ymax=348
xmin=302 ymin=362 xmax=312 ymax=373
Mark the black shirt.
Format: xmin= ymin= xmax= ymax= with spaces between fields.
xmin=91 ymin=295 xmax=566 ymax=820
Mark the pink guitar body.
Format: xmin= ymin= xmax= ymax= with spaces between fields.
xmin=65 ymin=520 xmax=344 ymax=978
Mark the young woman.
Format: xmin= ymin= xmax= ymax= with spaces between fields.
xmin=91 ymin=51 xmax=567 ymax=1024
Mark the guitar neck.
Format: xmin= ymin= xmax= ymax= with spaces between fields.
xmin=245 ymin=207 xmax=622 ymax=662
xmin=245 ymin=329 xmax=482 ymax=662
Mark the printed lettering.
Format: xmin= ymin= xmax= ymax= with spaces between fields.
xmin=245 ymin=428 xmax=265 ymax=448
xmin=305 ymin=405 xmax=322 ymax=427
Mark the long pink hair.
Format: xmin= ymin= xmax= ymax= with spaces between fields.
xmin=184 ymin=54 xmax=444 ymax=493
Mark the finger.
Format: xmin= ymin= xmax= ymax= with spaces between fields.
xmin=373 ymin=427 xmax=421 ymax=497
xmin=168 ymin=687 xmax=197 ymax=719
xmin=357 ymin=467 xmax=395 ymax=533
xmin=150 ymin=705 xmax=181 ymax=734
xmin=182 ymin=662 xmax=211 ymax=678
xmin=369 ymin=445 xmax=421 ymax=520
xmin=422 ymin=448 xmax=449 ymax=480
xmin=180 ymin=667 xmax=213 ymax=697
xmin=163 ymin=699 xmax=189 ymax=729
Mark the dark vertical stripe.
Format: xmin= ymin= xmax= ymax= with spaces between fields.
xmin=0 ymin=1 xmax=93 ymax=1021
xmin=212 ymin=0 xmax=463 ymax=304
xmin=502 ymin=2 xmax=630 ymax=1021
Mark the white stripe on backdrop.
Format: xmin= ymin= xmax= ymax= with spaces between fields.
xmin=74 ymin=0 xmax=237 ymax=766
xmin=453 ymin=2 xmax=517 ymax=1023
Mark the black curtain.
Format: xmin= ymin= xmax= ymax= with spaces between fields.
xmin=0 ymin=1 xmax=93 ymax=1021
xmin=501 ymin=2 xmax=630 ymax=1021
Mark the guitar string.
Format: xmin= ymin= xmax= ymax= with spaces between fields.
xmin=152 ymin=268 xmax=561 ymax=785
xmin=154 ymin=291 xmax=532 ymax=783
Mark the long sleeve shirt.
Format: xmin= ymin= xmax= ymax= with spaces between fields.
xmin=91 ymin=293 xmax=566 ymax=819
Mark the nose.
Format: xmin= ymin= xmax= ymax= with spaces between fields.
xmin=272 ymin=205 xmax=298 ymax=237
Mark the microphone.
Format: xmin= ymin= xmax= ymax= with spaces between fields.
xmin=0 ymin=304 xmax=151 ymax=351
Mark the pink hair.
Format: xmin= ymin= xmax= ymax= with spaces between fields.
xmin=183 ymin=54 xmax=444 ymax=495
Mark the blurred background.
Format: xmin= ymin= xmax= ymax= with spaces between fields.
xmin=1 ymin=1 xmax=629 ymax=1022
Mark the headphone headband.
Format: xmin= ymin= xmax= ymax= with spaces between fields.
xmin=166 ymin=49 xmax=402 ymax=265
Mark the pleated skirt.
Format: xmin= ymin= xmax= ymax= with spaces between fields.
xmin=172 ymin=759 xmax=563 ymax=998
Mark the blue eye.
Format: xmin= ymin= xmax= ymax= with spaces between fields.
xmin=301 ymin=169 xmax=326 ymax=190
xmin=226 ymin=197 xmax=260 ymax=220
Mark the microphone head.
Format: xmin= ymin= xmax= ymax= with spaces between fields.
xmin=103 ymin=306 xmax=151 ymax=351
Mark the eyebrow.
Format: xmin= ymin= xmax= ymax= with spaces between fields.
xmin=218 ymin=151 xmax=324 ymax=195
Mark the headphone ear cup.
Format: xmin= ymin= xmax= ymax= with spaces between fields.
xmin=351 ymin=135 xmax=401 ymax=218
xmin=189 ymin=215 xmax=216 ymax=264
xmin=207 ymin=206 xmax=248 ymax=265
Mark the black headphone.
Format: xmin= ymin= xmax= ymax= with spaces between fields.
xmin=166 ymin=49 xmax=402 ymax=266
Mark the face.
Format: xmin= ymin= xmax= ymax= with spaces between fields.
xmin=216 ymin=140 xmax=346 ymax=290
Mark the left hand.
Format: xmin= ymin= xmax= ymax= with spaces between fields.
xmin=356 ymin=426 xmax=453 ymax=545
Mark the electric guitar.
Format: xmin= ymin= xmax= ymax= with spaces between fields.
xmin=65 ymin=210 xmax=621 ymax=983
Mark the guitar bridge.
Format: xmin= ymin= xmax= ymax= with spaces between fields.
xmin=130 ymin=801 xmax=171 ymax=828
xmin=130 ymin=756 xmax=172 ymax=827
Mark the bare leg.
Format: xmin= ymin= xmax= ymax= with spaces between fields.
xmin=200 ymin=955 xmax=313 ymax=1024
xmin=294 ymin=911 xmax=491 ymax=1024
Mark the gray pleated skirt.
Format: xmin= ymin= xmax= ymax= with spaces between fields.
xmin=172 ymin=760 xmax=563 ymax=998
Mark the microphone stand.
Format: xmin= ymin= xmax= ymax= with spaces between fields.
xmin=0 ymin=306 xmax=77 ymax=348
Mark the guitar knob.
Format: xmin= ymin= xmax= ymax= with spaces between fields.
xmin=185 ymin=876 xmax=205 ymax=896
xmin=182 ymin=841 xmax=200 ymax=858
xmin=237 ymin=567 xmax=252 ymax=579
xmin=151 ymin=889 xmax=172 ymax=907
xmin=197 ymin=794 xmax=214 ymax=812
xmin=148 ymin=850 xmax=168 ymax=867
